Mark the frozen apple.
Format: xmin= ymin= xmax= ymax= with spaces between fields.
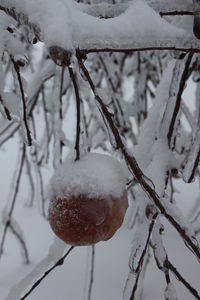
xmin=48 ymin=152 xmax=128 ymax=246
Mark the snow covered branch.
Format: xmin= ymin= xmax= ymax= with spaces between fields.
xmin=167 ymin=51 xmax=194 ymax=147
xmin=11 ymin=58 xmax=32 ymax=146
xmin=78 ymin=0 xmax=194 ymax=18
xmin=77 ymin=54 xmax=200 ymax=262
xmin=5 ymin=238 xmax=73 ymax=300
xmin=20 ymin=246 xmax=74 ymax=300
xmin=0 ymin=145 xmax=26 ymax=261
xmin=0 ymin=0 xmax=200 ymax=59
xmin=0 ymin=95 xmax=12 ymax=121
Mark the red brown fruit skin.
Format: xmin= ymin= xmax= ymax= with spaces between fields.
xmin=48 ymin=192 xmax=128 ymax=246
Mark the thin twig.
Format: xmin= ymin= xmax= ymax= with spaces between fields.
xmin=11 ymin=58 xmax=32 ymax=146
xmin=59 ymin=66 xmax=65 ymax=164
xmin=0 ymin=95 xmax=12 ymax=121
xmin=68 ymin=67 xmax=81 ymax=161
xmin=0 ymin=122 xmax=13 ymax=138
xmin=25 ymin=155 xmax=35 ymax=206
xmin=0 ymin=144 xmax=26 ymax=259
xmin=9 ymin=222 xmax=30 ymax=264
xmin=0 ymin=62 xmax=54 ymax=149
xmin=151 ymin=220 xmax=172 ymax=293
xmin=84 ymin=47 xmax=200 ymax=55
xmin=82 ymin=101 xmax=91 ymax=152
xmin=20 ymin=246 xmax=74 ymax=300
xmin=98 ymin=54 xmax=127 ymax=130
xmin=187 ymin=147 xmax=200 ymax=183
xmin=124 ymin=251 xmax=150 ymax=300
xmin=165 ymin=260 xmax=200 ymax=299
xmin=38 ymin=165 xmax=46 ymax=218
xmin=129 ymin=213 xmax=158 ymax=300
xmin=59 ymin=66 xmax=65 ymax=120
xmin=41 ymin=86 xmax=51 ymax=164
xmin=31 ymin=116 xmax=46 ymax=217
xmin=167 ymin=51 xmax=194 ymax=147
xmin=0 ymin=124 xmax=19 ymax=147
xmin=87 ymin=245 xmax=95 ymax=300
xmin=160 ymin=11 xmax=193 ymax=16
xmin=133 ymin=213 xmax=158 ymax=274
xmin=0 ymin=84 xmax=42 ymax=148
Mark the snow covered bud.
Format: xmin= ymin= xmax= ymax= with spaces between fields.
xmin=49 ymin=46 xmax=72 ymax=66
xmin=48 ymin=153 xmax=128 ymax=246
xmin=193 ymin=0 xmax=200 ymax=39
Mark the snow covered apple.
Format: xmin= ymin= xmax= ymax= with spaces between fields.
xmin=48 ymin=153 xmax=128 ymax=246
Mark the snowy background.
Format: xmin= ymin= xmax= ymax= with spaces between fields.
xmin=0 ymin=80 xmax=200 ymax=300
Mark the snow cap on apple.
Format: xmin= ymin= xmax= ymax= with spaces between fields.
xmin=48 ymin=152 xmax=128 ymax=246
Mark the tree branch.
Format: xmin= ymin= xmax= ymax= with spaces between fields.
xmin=68 ymin=67 xmax=81 ymax=161
xmin=20 ymin=246 xmax=74 ymax=300
xmin=0 ymin=95 xmax=12 ymax=121
xmin=12 ymin=58 xmax=32 ymax=146
xmin=165 ymin=259 xmax=200 ymax=299
xmin=77 ymin=54 xmax=200 ymax=261
xmin=87 ymin=245 xmax=95 ymax=300
xmin=129 ymin=212 xmax=158 ymax=299
xmin=84 ymin=46 xmax=200 ymax=55
xmin=0 ymin=144 xmax=26 ymax=260
xmin=9 ymin=222 xmax=30 ymax=264
xmin=167 ymin=51 xmax=194 ymax=147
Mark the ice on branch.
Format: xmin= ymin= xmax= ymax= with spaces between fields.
xmin=134 ymin=61 xmax=177 ymax=169
xmin=164 ymin=283 xmax=178 ymax=300
xmin=5 ymin=238 xmax=67 ymax=300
